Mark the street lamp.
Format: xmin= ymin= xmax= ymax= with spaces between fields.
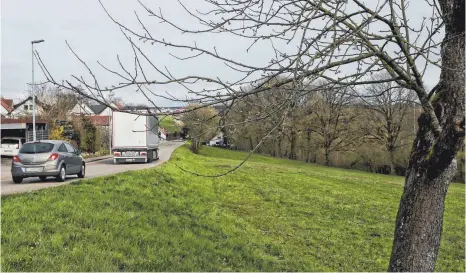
xmin=31 ymin=39 xmax=44 ymax=141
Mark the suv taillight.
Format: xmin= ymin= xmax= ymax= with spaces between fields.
xmin=48 ymin=153 xmax=59 ymax=161
xmin=114 ymin=152 xmax=121 ymax=157
xmin=12 ymin=155 xmax=21 ymax=163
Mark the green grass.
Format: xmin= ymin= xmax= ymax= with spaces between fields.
xmin=2 ymin=145 xmax=464 ymax=271
xmin=159 ymin=115 xmax=181 ymax=133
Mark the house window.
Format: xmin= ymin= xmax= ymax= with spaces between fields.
xmin=24 ymin=105 xmax=28 ymax=110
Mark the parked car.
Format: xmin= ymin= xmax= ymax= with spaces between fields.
xmin=1 ymin=137 xmax=26 ymax=157
xmin=11 ymin=140 xmax=85 ymax=184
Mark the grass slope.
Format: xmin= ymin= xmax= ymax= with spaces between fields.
xmin=158 ymin=115 xmax=181 ymax=133
xmin=2 ymin=145 xmax=464 ymax=272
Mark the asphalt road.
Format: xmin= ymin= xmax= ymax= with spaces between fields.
xmin=1 ymin=141 xmax=184 ymax=196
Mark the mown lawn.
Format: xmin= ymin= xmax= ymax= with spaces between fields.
xmin=1 ymin=145 xmax=464 ymax=272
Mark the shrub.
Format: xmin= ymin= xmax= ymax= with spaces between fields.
xmin=79 ymin=116 xmax=97 ymax=153
xmin=49 ymin=126 xmax=68 ymax=141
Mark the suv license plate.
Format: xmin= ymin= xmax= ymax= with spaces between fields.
xmin=122 ymin=151 xmax=139 ymax=157
xmin=25 ymin=167 xmax=43 ymax=172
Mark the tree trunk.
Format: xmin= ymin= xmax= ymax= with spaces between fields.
xmin=389 ymin=149 xmax=396 ymax=175
xmin=306 ymin=132 xmax=311 ymax=163
xmin=277 ymin=135 xmax=283 ymax=158
xmin=256 ymin=136 xmax=261 ymax=153
xmin=388 ymin=1 xmax=464 ymax=270
xmin=248 ymin=137 xmax=254 ymax=151
xmin=289 ymin=129 xmax=297 ymax=160
xmin=311 ymin=153 xmax=317 ymax=163
xmin=324 ymin=147 xmax=330 ymax=166
xmin=190 ymin=140 xmax=200 ymax=154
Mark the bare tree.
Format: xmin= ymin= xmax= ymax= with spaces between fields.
xmin=182 ymin=104 xmax=219 ymax=153
xmin=361 ymin=73 xmax=415 ymax=175
xmin=35 ymin=84 xmax=79 ymax=122
xmin=310 ymin=84 xmax=359 ymax=166
xmin=36 ymin=0 xmax=464 ymax=270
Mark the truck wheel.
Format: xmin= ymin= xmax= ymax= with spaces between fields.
xmin=147 ymin=151 xmax=153 ymax=163
xmin=154 ymin=149 xmax=159 ymax=160
xmin=12 ymin=176 xmax=23 ymax=184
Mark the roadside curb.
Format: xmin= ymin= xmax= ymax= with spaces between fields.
xmin=85 ymin=155 xmax=112 ymax=163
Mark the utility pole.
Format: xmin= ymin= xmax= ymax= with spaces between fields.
xmin=31 ymin=39 xmax=44 ymax=141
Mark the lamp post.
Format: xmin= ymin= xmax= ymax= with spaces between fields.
xmin=31 ymin=39 xmax=44 ymax=141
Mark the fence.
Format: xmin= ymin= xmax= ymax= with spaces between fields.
xmin=26 ymin=129 xmax=49 ymax=142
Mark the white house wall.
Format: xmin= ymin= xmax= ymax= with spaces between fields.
xmin=70 ymin=103 xmax=94 ymax=115
xmin=0 ymin=106 xmax=9 ymax=116
xmin=10 ymin=99 xmax=44 ymax=117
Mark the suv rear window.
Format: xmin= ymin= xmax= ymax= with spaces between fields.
xmin=1 ymin=139 xmax=19 ymax=144
xmin=19 ymin=143 xmax=54 ymax=154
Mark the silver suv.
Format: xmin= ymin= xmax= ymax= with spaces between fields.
xmin=11 ymin=140 xmax=85 ymax=183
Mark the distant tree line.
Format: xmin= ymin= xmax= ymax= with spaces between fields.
xmin=217 ymin=75 xmax=464 ymax=182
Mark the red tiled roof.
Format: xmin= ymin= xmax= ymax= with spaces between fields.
xmin=115 ymin=103 xmax=124 ymax=110
xmin=1 ymin=118 xmax=48 ymax=124
xmin=1 ymin=98 xmax=13 ymax=112
xmin=88 ymin=115 xmax=110 ymax=126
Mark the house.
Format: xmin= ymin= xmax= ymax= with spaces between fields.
xmin=1 ymin=97 xmax=14 ymax=117
xmin=10 ymin=96 xmax=45 ymax=118
xmin=87 ymin=116 xmax=110 ymax=127
xmin=1 ymin=117 xmax=49 ymax=141
xmin=69 ymin=101 xmax=125 ymax=150
xmin=69 ymin=100 xmax=124 ymax=116
xmin=1 ymin=96 xmax=45 ymax=118
xmin=69 ymin=101 xmax=94 ymax=115
xmin=159 ymin=127 xmax=167 ymax=140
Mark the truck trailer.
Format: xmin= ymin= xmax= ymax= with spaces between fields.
xmin=112 ymin=111 xmax=159 ymax=164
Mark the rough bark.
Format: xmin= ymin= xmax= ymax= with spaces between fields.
xmin=289 ymin=129 xmax=297 ymax=160
xmin=190 ymin=140 xmax=200 ymax=154
xmin=306 ymin=131 xmax=311 ymax=163
xmin=388 ymin=0 xmax=465 ymax=271
xmin=324 ymin=147 xmax=330 ymax=166
xmin=256 ymin=136 xmax=261 ymax=153
xmin=248 ymin=137 xmax=254 ymax=151
xmin=389 ymin=148 xmax=396 ymax=175
xmin=276 ymin=128 xmax=283 ymax=158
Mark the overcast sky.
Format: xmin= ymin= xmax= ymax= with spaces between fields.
xmin=2 ymin=0 xmax=441 ymax=105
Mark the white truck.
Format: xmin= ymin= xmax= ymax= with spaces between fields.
xmin=112 ymin=111 xmax=160 ymax=164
